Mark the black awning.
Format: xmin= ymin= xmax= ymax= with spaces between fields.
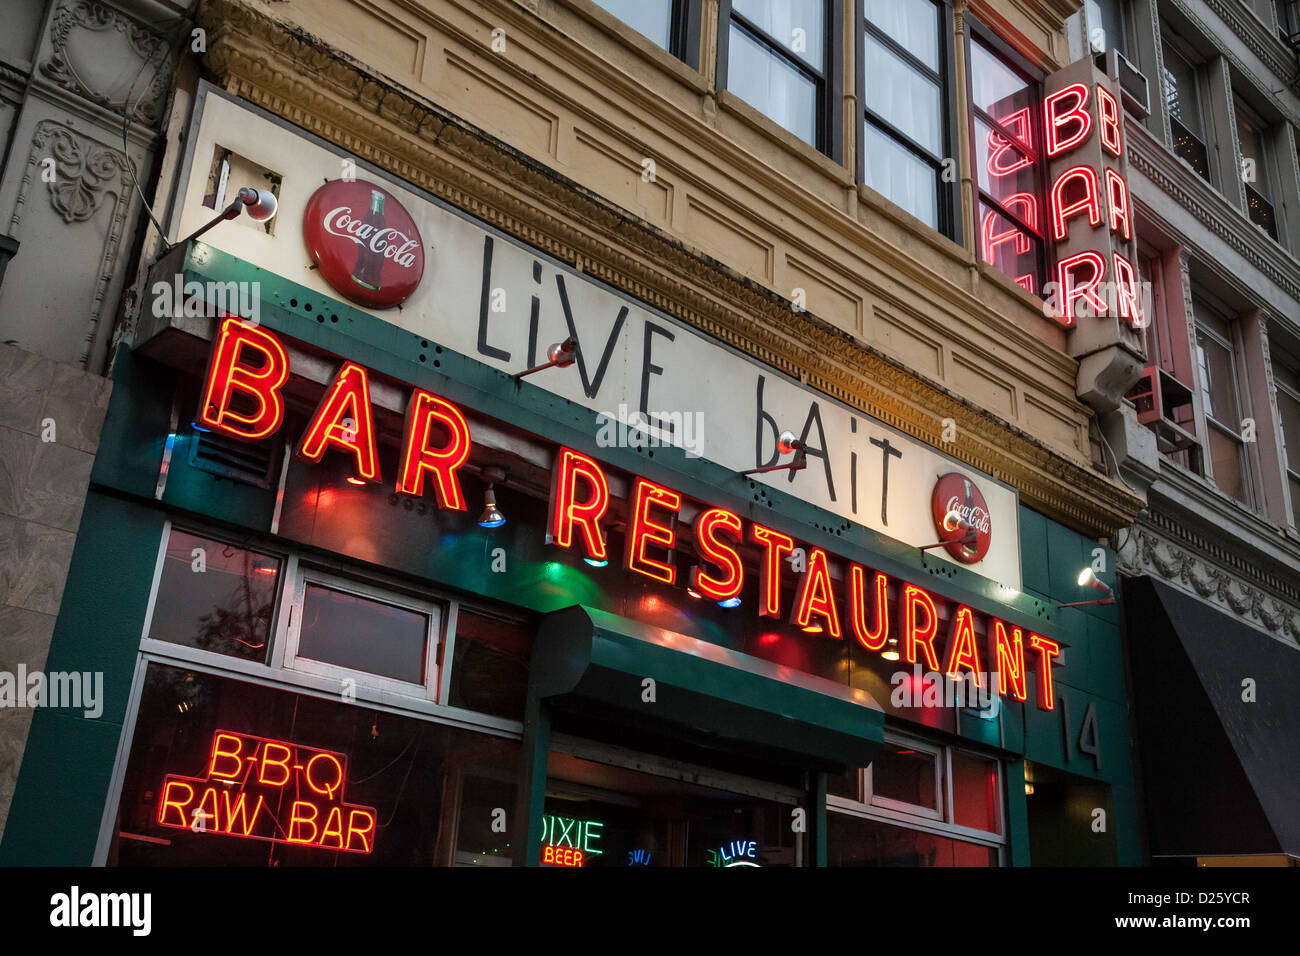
xmin=1125 ymin=576 xmax=1300 ymax=859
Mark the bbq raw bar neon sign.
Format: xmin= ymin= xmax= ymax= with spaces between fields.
xmin=157 ymin=730 xmax=379 ymax=853
xmin=196 ymin=325 xmax=1061 ymax=711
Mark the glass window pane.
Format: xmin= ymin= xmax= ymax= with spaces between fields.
xmin=733 ymin=0 xmax=825 ymax=69
xmin=1206 ymin=425 xmax=1248 ymax=503
xmin=864 ymin=32 xmax=942 ymax=155
xmin=978 ymin=202 xmax=1042 ymax=293
xmin=147 ymin=530 xmax=280 ymax=663
xmin=298 ymin=583 xmax=430 ymax=684
xmin=728 ymin=23 xmax=818 ymax=145
xmin=107 ymin=662 xmax=520 ymax=866
xmin=1289 ymin=473 xmax=1300 ymax=529
xmin=864 ymin=123 xmax=938 ymax=226
xmin=1235 ymin=101 xmax=1271 ymax=197
xmin=969 ymin=39 xmax=1034 ymax=124
xmin=1162 ymin=43 xmax=1204 ymax=137
xmin=1276 ymin=387 xmax=1300 ymax=471
xmin=1086 ymin=0 xmax=1127 ymax=55
xmin=1195 ymin=329 xmax=1240 ymax=426
xmin=951 ymin=751 xmax=1002 ymax=834
xmin=593 ymin=0 xmax=674 ymax=50
xmin=974 ymin=115 xmax=1039 ymax=212
xmin=864 ymin=0 xmax=938 ymax=71
xmin=828 ymin=813 xmax=998 ymax=866
xmin=870 ymin=744 xmax=938 ymax=810
xmin=448 ymin=610 xmax=532 ymax=720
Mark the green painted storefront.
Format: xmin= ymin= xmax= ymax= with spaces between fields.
xmin=0 ymin=241 xmax=1142 ymax=867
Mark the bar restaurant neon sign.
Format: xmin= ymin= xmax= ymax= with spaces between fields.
xmin=158 ymin=730 xmax=378 ymax=852
xmin=196 ymin=319 xmax=1062 ymax=712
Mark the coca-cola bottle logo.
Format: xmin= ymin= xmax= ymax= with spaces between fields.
xmin=930 ymin=472 xmax=993 ymax=564
xmin=303 ymin=179 xmax=425 ymax=309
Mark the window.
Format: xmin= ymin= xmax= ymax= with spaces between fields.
xmin=1194 ymin=300 xmax=1252 ymax=506
xmin=966 ymin=25 xmax=1046 ymax=294
xmin=1162 ymin=34 xmax=1211 ymax=182
xmin=720 ymin=0 xmax=838 ymax=155
xmin=1236 ymin=97 xmax=1279 ymax=241
xmin=829 ymin=733 xmax=1005 ymax=866
xmin=1273 ymin=345 xmax=1300 ymax=530
xmin=1086 ymin=0 xmax=1128 ymax=55
xmin=859 ymin=0 xmax=958 ymax=235
xmin=285 ymin=570 xmax=442 ymax=698
xmin=146 ymin=529 xmax=282 ymax=663
xmin=591 ymin=0 xmax=699 ymax=65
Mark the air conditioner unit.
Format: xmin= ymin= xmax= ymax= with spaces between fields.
xmin=1125 ymin=366 xmax=1199 ymax=455
xmin=1095 ymin=48 xmax=1151 ymax=119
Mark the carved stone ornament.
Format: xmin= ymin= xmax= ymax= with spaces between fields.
xmin=1117 ymin=525 xmax=1300 ymax=643
xmin=35 ymin=123 xmax=132 ymax=224
xmin=40 ymin=0 xmax=173 ymax=125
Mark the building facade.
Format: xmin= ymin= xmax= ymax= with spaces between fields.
xmin=0 ymin=0 xmax=1292 ymax=867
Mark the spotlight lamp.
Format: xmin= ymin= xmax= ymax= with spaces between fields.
xmin=880 ymin=635 xmax=901 ymax=662
xmin=918 ymin=511 xmax=978 ymax=553
xmin=477 ymin=466 xmax=507 ymax=529
xmin=1057 ymin=567 xmax=1115 ymax=608
xmin=168 ymin=186 xmax=279 ymax=256
xmin=740 ymin=430 xmax=808 ymax=476
xmin=514 ymin=339 xmax=577 ymax=380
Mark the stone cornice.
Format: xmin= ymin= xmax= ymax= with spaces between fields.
xmin=1200 ymin=0 xmax=1299 ymax=87
xmin=1171 ymin=0 xmax=1300 ymax=118
xmin=195 ymin=0 xmax=1145 ymax=538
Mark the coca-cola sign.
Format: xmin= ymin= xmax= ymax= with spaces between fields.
xmin=930 ymin=473 xmax=993 ymax=564
xmin=303 ymin=179 xmax=425 ymax=308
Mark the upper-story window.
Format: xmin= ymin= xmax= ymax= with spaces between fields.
xmin=720 ymin=0 xmax=838 ymax=155
xmin=1085 ymin=0 xmax=1129 ymax=54
xmin=1194 ymin=297 xmax=1253 ymax=507
xmin=1273 ymin=344 xmax=1300 ymax=530
xmin=859 ymin=0 xmax=957 ymax=235
xmin=1235 ymin=96 xmax=1280 ymax=242
xmin=1161 ymin=32 xmax=1212 ymax=183
xmin=592 ymin=0 xmax=699 ymax=65
xmin=966 ymin=24 xmax=1045 ymax=294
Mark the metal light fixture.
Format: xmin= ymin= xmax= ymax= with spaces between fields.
xmin=717 ymin=595 xmax=742 ymax=609
xmin=880 ymin=635 xmax=901 ymax=661
xmin=1058 ymin=567 xmax=1115 ymax=608
xmin=918 ymin=511 xmax=978 ymax=553
xmin=514 ymin=339 xmax=576 ymax=380
xmin=477 ymin=466 xmax=507 ymax=528
xmin=169 ymin=186 xmax=279 ymax=254
xmin=740 ymin=431 xmax=807 ymax=476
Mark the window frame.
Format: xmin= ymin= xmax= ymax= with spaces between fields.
xmin=1160 ymin=27 xmax=1214 ymax=186
xmin=1234 ymin=94 xmax=1281 ymax=242
xmin=717 ymin=0 xmax=844 ymax=160
xmin=586 ymin=0 xmax=703 ymax=68
xmin=1270 ymin=345 xmax=1300 ymax=528
xmin=1192 ymin=295 xmax=1256 ymax=508
xmin=963 ymin=16 xmax=1049 ymax=294
xmin=855 ymin=0 xmax=962 ymax=241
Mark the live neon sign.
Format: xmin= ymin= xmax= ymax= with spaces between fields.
xmin=196 ymin=325 xmax=1061 ymax=710
xmin=157 ymin=730 xmax=379 ymax=853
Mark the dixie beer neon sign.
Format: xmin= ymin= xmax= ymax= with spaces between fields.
xmin=158 ymin=730 xmax=378 ymax=853
xmin=196 ymin=321 xmax=1061 ymax=712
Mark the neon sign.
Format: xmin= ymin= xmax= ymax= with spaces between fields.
xmin=538 ymin=813 xmax=604 ymax=858
xmin=157 ymin=730 xmax=378 ymax=853
xmin=547 ymin=446 xmax=1062 ymax=711
xmin=707 ymin=840 xmax=759 ymax=867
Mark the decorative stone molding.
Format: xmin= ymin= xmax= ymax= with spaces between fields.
xmin=1118 ymin=522 xmax=1300 ymax=643
xmin=1201 ymin=0 xmax=1298 ymax=86
xmin=40 ymin=0 xmax=174 ymax=126
xmin=8 ymin=122 xmax=133 ymax=368
xmin=194 ymin=0 xmax=1146 ymax=538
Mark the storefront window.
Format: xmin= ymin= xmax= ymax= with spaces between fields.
xmin=828 ymin=814 xmax=998 ymax=865
xmin=294 ymin=581 xmax=433 ymax=686
xmin=967 ymin=28 xmax=1046 ymax=294
xmin=146 ymin=529 xmax=281 ymax=663
xmin=951 ymin=750 xmax=1002 ymax=834
xmin=106 ymin=663 xmax=519 ymax=866
xmin=448 ymin=609 xmax=532 ymax=721
xmin=870 ymin=744 xmax=941 ymax=814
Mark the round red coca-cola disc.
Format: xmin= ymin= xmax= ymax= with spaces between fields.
xmin=930 ymin=472 xmax=993 ymax=564
xmin=303 ymin=179 xmax=425 ymax=309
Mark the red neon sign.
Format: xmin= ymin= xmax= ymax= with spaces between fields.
xmin=791 ymin=547 xmax=842 ymax=639
xmin=1096 ymin=84 xmax=1123 ymax=156
xmin=692 ymin=508 xmax=745 ymax=601
xmin=298 ymin=361 xmax=381 ymax=482
xmin=1050 ymin=165 xmax=1102 ymax=241
xmin=541 ymin=845 xmax=584 ymax=867
xmin=625 ymin=478 xmax=681 ymax=584
xmin=547 ymin=448 xmax=610 ymax=561
xmin=158 ymin=730 xmax=378 ymax=853
xmin=945 ymin=605 xmax=984 ymax=686
xmin=1055 ymin=250 xmax=1110 ymax=324
xmin=197 ymin=317 xmax=290 ymax=441
xmin=849 ymin=566 xmax=889 ymax=652
xmin=1044 ymin=83 xmax=1092 ymax=156
xmin=752 ymin=524 xmax=795 ymax=619
xmin=1029 ymin=634 xmax=1062 ymax=710
xmin=993 ymin=620 xmax=1028 ymax=702
xmin=396 ymin=389 xmax=471 ymax=509
xmin=902 ymin=584 xmax=941 ymax=671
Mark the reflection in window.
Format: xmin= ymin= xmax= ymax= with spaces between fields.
xmin=968 ymin=32 xmax=1045 ymax=292
xmin=726 ymin=0 xmax=828 ymax=150
xmin=1194 ymin=305 xmax=1250 ymax=506
xmin=1235 ymin=98 xmax=1279 ymax=241
xmin=448 ymin=609 xmax=532 ymax=720
xmin=871 ymin=744 xmax=939 ymax=812
xmin=147 ymin=529 xmax=280 ymax=663
xmin=1162 ymin=39 xmax=1211 ymax=181
xmin=297 ymin=583 xmax=431 ymax=685
xmin=593 ymin=0 xmax=676 ymax=50
xmin=861 ymin=0 xmax=950 ymax=232
xmin=828 ymin=813 xmax=998 ymax=866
